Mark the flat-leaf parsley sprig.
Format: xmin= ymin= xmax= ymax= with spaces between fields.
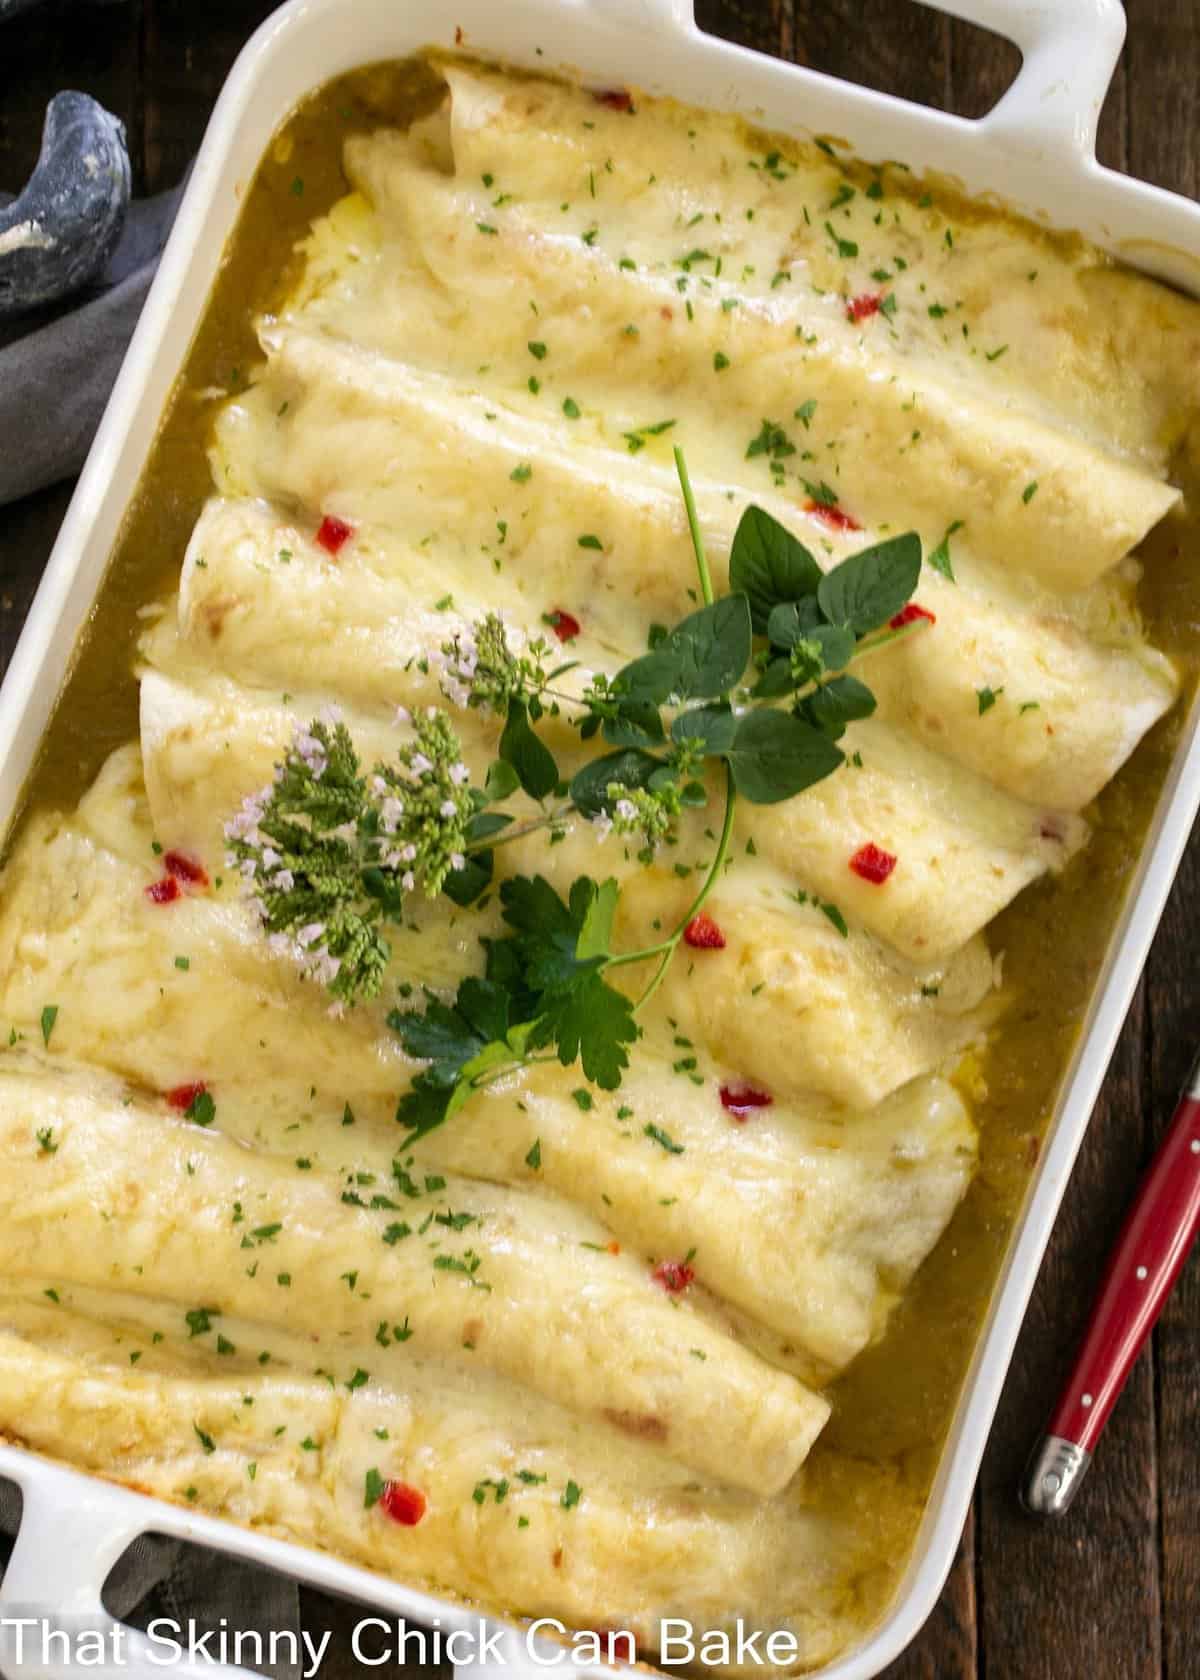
xmin=229 ymin=448 xmax=930 ymax=1127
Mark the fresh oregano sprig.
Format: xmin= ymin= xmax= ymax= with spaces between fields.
xmin=228 ymin=447 xmax=929 ymax=1129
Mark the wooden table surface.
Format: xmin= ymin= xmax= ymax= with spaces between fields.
xmin=2 ymin=2 xmax=1199 ymax=1675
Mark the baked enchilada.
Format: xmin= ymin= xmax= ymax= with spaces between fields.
xmin=1 ymin=53 xmax=1198 ymax=1671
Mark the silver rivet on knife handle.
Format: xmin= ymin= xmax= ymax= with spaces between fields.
xmin=1020 ymin=1434 xmax=1092 ymax=1517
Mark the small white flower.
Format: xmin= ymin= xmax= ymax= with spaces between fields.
xmin=402 ymin=871 xmax=416 ymax=892
xmin=261 ymin=847 xmax=280 ymax=869
xmin=400 ymin=843 xmax=417 ymax=862
xmin=296 ymin=921 xmax=325 ymax=949
xmin=294 ymin=730 xmax=327 ymax=777
xmin=440 ymin=798 xmax=458 ymax=819
xmin=449 ymin=762 xmax=470 ymax=786
xmin=410 ymin=752 xmax=433 ymax=776
xmin=381 ymin=797 xmax=405 ymax=834
xmin=308 ymin=947 xmax=342 ymax=986
xmin=591 ymin=812 xmax=614 ymax=842
xmin=450 ymin=852 xmax=466 ymax=871
xmin=615 ymin=798 xmax=637 ymax=823
xmin=395 ymin=705 xmax=412 ymax=726
xmin=441 ymin=677 xmax=471 ymax=708
xmin=272 ymin=868 xmax=295 ymax=893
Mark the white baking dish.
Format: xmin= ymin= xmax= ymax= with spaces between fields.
xmin=2 ymin=2 xmax=1198 ymax=1676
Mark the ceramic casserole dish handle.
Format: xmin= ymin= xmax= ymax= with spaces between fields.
xmin=0 ymin=1449 xmax=545 ymax=1680
xmin=590 ymin=0 xmax=1124 ymax=159
xmin=0 ymin=1458 xmax=257 ymax=1680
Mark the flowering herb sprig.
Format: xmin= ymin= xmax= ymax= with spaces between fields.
xmin=224 ymin=707 xmax=476 ymax=1008
xmin=229 ymin=449 xmax=928 ymax=1131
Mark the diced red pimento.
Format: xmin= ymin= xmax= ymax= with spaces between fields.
xmin=683 ymin=913 xmax=726 ymax=950
xmin=805 ymin=499 xmax=862 ymax=533
xmin=164 ymin=850 xmax=209 ymax=889
xmin=166 ymin=1081 xmax=207 ymax=1112
xmin=846 ymin=292 xmax=883 ymax=324
xmin=144 ymin=875 xmax=183 ymax=905
xmin=849 ymin=842 xmax=897 ymax=884
xmin=594 ymin=88 xmax=635 ymax=113
xmin=652 ymin=1259 xmax=695 ymax=1294
xmin=315 ymin=514 xmax=354 ymax=556
xmin=719 ymin=1084 xmax=773 ymax=1120
xmin=889 ymin=602 xmax=936 ymax=630
xmin=379 ymin=1480 xmax=426 ymax=1526
xmin=545 ymin=608 xmax=581 ymax=643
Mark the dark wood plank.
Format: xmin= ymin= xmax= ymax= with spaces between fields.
xmin=141 ymin=0 xmax=278 ymax=194
xmin=1144 ymin=828 xmax=1200 ymax=1680
xmin=1126 ymin=0 xmax=1200 ymax=198
xmin=0 ymin=0 xmax=144 ymax=196
xmin=695 ymin=0 xmax=790 ymax=59
xmin=974 ymin=993 xmax=1162 ymax=1680
xmin=788 ymin=0 xmax=950 ymax=113
xmin=1127 ymin=8 xmax=1200 ymax=1678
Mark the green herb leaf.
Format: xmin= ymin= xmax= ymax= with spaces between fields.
xmin=817 ymin=533 xmax=922 ymax=634
xmin=926 ymin=520 xmax=963 ymax=582
xmin=500 ymin=698 xmax=559 ymax=800
xmin=797 ymin=674 xmax=877 ymax=740
xmin=569 ymin=748 xmax=661 ymax=816
xmin=483 ymin=759 xmax=521 ymax=804
xmin=670 ymin=704 xmax=738 ymax=756
xmin=726 ymin=709 xmax=844 ymax=804
xmin=39 ymin=1005 xmax=58 ymax=1048
xmin=729 ymin=506 xmax=822 ymax=633
xmin=614 ymin=596 xmax=751 ymax=705
xmin=184 ymin=1089 xmax=216 ymax=1127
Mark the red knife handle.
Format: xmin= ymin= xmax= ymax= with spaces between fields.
xmin=1023 ymin=1062 xmax=1200 ymax=1517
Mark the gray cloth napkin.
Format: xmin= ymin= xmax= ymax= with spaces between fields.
xmin=0 ymin=1478 xmax=303 ymax=1678
xmin=0 ymin=175 xmax=185 ymax=507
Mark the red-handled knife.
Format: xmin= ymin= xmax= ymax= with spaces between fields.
xmin=1022 ymin=1047 xmax=1200 ymax=1517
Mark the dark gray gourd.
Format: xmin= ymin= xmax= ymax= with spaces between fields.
xmin=0 ymin=91 xmax=132 ymax=316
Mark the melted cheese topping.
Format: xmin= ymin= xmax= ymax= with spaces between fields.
xmin=0 ymin=54 xmax=1191 ymax=1673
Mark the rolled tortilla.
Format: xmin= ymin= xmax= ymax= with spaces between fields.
xmin=211 ymin=326 xmax=1176 ymax=811
xmin=147 ymin=597 xmax=1085 ymax=963
xmin=0 ymin=1060 xmax=829 ymax=1496
xmin=0 ymin=1300 xmax=861 ymax=1666
xmin=327 ymin=95 xmax=1180 ymax=594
